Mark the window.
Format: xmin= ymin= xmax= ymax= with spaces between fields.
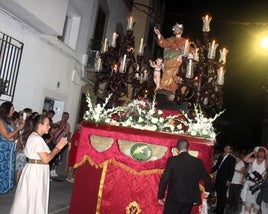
xmin=58 ymin=14 xmax=81 ymax=50
xmin=87 ymin=6 xmax=107 ymax=68
xmin=0 ymin=31 xmax=23 ymax=102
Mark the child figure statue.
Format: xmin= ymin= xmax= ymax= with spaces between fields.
xmin=149 ymin=57 xmax=164 ymax=91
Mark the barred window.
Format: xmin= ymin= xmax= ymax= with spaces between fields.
xmin=0 ymin=32 xmax=23 ymax=102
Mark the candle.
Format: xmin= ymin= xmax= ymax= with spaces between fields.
xmin=202 ymin=15 xmax=212 ymax=32
xmin=112 ymin=64 xmax=118 ymax=75
xmin=203 ymin=97 xmax=208 ymax=105
xmin=120 ymin=54 xmax=127 ymax=73
xmin=96 ymin=57 xmax=102 ymax=71
xmin=186 ymin=59 xmax=194 ymax=78
xmin=139 ymin=38 xmax=144 ymax=55
xmin=217 ymin=67 xmax=225 ymax=85
xmin=208 ymin=40 xmax=218 ymax=59
xmin=183 ymin=39 xmax=190 ymax=56
xmin=127 ymin=16 xmax=134 ymax=30
xmin=218 ymin=48 xmax=229 ymax=64
xmin=193 ymin=48 xmax=199 ymax=61
xmin=102 ymin=38 xmax=108 ymax=53
xmin=143 ymin=69 xmax=148 ymax=81
xmin=111 ymin=33 xmax=118 ymax=48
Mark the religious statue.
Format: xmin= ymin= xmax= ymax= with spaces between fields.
xmin=154 ymin=23 xmax=188 ymax=93
xmin=149 ymin=57 xmax=164 ymax=91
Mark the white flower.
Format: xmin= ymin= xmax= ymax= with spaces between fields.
xmin=158 ymin=110 xmax=163 ymax=115
xmin=151 ymin=117 xmax=158 ymax=124
xmin=159 ymin=117 xmax=164 ymax=123
xmin=201 ymin=129 xmax=209 ymax=136
xmin=83 ymin=93 xmax=223 ymax=140
xmin=138 ymin=117 xmax=144 ymax=123
xmin=190 ymin=130 xmax=197 ymax=136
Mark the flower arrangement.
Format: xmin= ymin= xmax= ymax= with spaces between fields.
xmin=83 ymin=92 xmax=224 ymax=140
xmin=180 ymin=105 xmax=225 ymax=139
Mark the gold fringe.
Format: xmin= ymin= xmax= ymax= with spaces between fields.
xmin=74 ymin=155 xmax=163 ymax=175
xmin=96 ymin=161 xmax=108 ymax=214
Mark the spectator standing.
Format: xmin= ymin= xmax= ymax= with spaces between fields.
xmin=212 ymin=143 xmax=236 ymax=214
xmin=157 ymin=139 xmax=211 ymax=214
xmin=42 ymin=109 xmax=47 ymax=116
xmin=23 ymin=107 xmax=32 ymax=118
xmin=66 ymin=127 xmax=80 ymax=183
xmin=43 ymin=123 xmax=59 ymax=174
xmin=260 ymin=168 xmax=268 ymax=213
xmin=15 ymin=116 xmax=33 ymax=185
xmin=10 ymin=115 xmax=68 ymax=214
xmin=0 ymin=102 xmax=24 ymax=194
xmin=242 ymin=147 xmax=268 ymax=214
xmin=229 ymin=152 xmax=245 ymax=211
xmin=47 ymin=110 xmax=55 ymax=124
xmin=53 ymin=112 xmax=71 ymax=173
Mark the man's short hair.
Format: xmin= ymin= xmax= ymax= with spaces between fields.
xmin=223 ymin=143 xmax=232 ymax=148
xmin=48 ymin=110 xmax=55 ymax=115
xmin=176 ymin=139 xmax=189 ymax=151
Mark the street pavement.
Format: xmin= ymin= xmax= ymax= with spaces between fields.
xmin=0 ymin=165 xmax=241 ymax=214
xmin=0 ymin=166 xmax=73 ymax=214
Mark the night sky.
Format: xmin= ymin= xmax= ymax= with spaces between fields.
xmin=159 ymin=0 xmax=268 ymax=150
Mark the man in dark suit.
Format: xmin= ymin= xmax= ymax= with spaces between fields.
xmin=212 ymin=143 xmax=236 ymax=214
xmin=157 ymin=139 xmax=212 ymax=214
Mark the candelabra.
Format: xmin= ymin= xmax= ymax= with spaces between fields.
xmin=174 ymin=15 xmax=228 ymax=116
xmin=93 ymin=17 xmax=154 ymax=107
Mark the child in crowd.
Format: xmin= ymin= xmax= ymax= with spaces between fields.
xmin=149 ymin=57 xmax=164 ymax=91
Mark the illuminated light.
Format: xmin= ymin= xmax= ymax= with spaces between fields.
xmin=261 ymin=37 xmax=268 ymax=49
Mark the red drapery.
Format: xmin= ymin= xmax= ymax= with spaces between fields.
xmin=69 ymin=122 xmax=214 ymax=214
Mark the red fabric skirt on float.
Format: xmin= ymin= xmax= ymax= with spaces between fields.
xmin=69 ymin=122 xmax=214 ymax=214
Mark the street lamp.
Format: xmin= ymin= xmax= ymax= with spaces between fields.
xmin=260 ymin=37 xmax=268 ymax=49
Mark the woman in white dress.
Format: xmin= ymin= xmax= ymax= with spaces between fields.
xmin=10 ymin=115 xmax=68 ymax=214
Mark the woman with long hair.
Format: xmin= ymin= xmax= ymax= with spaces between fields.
xmin=10 ymin=115 xmax=68 ymax=214
xmin=0 ymin=101 xmax=24 ymax=194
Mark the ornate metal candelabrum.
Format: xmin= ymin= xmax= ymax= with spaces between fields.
xmin=93 ymin=17 xmax=154 ymax=107
xmin=174 ymin=15 xmax=228 ymax=116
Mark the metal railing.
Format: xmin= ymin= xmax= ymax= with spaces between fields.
xmin=0 ymin=31 xmax=24 ymax=101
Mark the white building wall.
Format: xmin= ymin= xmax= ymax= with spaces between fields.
xmin=0 ymin=0 xmax=130 ymax=132
xmin=0 ymin=0 xmax=68 ymax=35
xmin=105 ymin=0 xmax=130 ymax=39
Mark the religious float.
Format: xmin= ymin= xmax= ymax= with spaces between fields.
xmin=70 ymin=13 xmax=227 ymax=213
xmin=69 ymin=94 xmax=223 ymax=214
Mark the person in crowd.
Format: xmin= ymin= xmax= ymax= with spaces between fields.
xmin=23 ymin=107 xmax=32 ymax=118
xmin=66 ymin=125 xmax=80 ymax=183
xmin=43 ymin=123 xmax=59 ymax=174
xmin=157 ymin=138 xmax=211 ymax=214
xmin=0 ymin=102 xmax=24 ymax=194
xmin=47 ymin=110 xmax=55 ymax=124
xmin=212 ymin=143 xmax=236 ymax=214
xmin=15 ymin=116 xmax=33 ymax=185
xmin=31 ymin=111 xmax=39 ymax=119
xmin=52 ymin=112 xmax=71 ymax=175
xmin=259 ymin=168 xmax=268 ymax=213
xmin=10 ymin=115 xmax=68 ymax=214
xmin=42 ymin=109 xmax=47 ymax=116
xmin=154 ymin=23 xmax=187 ymax=93
xmin=149 ymin=57 xmax=164 ymax=91
xmin=229 ymin=151 xmax=245 ymax=211
xmin=10 ymin=111 xmax=24 ymax=185
xmin=242 ymin=147 xmax=268 ymax=214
